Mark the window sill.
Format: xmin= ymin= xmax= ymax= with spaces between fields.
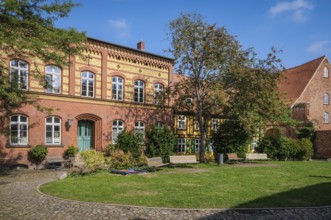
xmin=44 ymin=144 xmax=65 ymax=148
xmin=7 ymin=145 xmax=32 ymax=148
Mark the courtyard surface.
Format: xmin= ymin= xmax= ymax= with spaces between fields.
xmin=1 ymin=169 xmax=331 ymax=219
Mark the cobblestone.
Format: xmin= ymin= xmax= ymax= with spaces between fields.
xmin=1 ymin=170 xmax=331 ymax=219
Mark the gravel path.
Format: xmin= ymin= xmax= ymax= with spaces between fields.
xmin=1 ymin=170 xmax=331 ymax=220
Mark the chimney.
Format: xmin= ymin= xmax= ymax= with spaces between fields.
xmin=137 ymin=41 xmax=145 ymax=51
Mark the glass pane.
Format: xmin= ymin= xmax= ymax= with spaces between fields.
xmin=88 ymin=73 xmax=94 ymax=79
xmin=10 ymin=60 xmax=18 ymax=67
xmin=11 ymin=116 xmax=18 ymax=122
xmin=54 ymin=118 xmax=60 ymax=123
xmin=82 ymin=72 xmax=87 ymax=78
xmin=19 ymin=61 xmax=27 ymax=69
xmin=46 ymin=117 xmax=52 ymax=123
xmin=46 ymin=125 xmax=52 ymax=132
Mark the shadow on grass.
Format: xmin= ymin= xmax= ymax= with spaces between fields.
xmin=198 ymin=182 xmax=331 ymax=219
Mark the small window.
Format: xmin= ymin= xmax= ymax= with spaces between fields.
xmin=10 ymin=115 xmax=28 ymax=145
xmin=324 ymin=67 xmax=329 ymax=78
xmin=212 ymin=118 xmax=219 ymax=132
xmin=134 ymin=80 xmax=144 ymax=103
xmin=194 ymin=139 xmax=201 ymax=153
xmin=81 ymin=71 xmax=94 ymax=97
xmin=45 ymin=116 xmax=61 ymax=144
xmin=134 ymin=121 xmax=145 ymax=139
xmin=323 ymin=112 xmax=330 ymax=124
xmin=194 ymin=120 xmax=200 ymax=131
xmin=177 ymin=115 xmax=186 ymax=130
xmin=112 ymin=120 xmax=124 ymax=144
xmin=10 ymin=59 xmax=28 ymax=90
xmin=177 ymin=138 xmax=186 ymax=153
xmin=45 ymin=65 xmax=61 ymax=94
xmin=112 ymin=77 xmax=123 ymax=101
xmin=323 ymin=93 xmax=329 ymax=105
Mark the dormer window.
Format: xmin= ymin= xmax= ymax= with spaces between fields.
xmin=324 ymin=67 xmax=329 ymax=78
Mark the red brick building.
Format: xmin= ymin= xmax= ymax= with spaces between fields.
xmin=278 ymin=56 xmax=331 ymax=158
xmin=0 ymin=38 xmax=174 ymax=168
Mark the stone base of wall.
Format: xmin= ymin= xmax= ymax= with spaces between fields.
xmin=314 ymin=130 xmax=331 ymax=159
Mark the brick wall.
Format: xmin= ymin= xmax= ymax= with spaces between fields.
xmin=314 ymin=130 xmax=331 ymax=158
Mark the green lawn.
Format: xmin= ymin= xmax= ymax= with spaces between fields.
xmin=40 ymin=161 xmax=331 ymax=208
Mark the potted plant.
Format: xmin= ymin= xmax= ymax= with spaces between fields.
xmin=28 ymin=145 xmax=48 ymax=169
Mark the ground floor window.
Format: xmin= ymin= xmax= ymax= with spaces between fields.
xmin=195 ymin=139 xmax=201 ymax=153
xmin=177 ymin=138 xmax=186 ymax=153
xmin=10 ymin=115 xmax=28 ymax=145
xmin=112 ymin=120 xmax=124 ymax=144
xmin=45 ymin=116 xmax=61 ymax=144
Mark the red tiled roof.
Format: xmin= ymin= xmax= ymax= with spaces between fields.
xmin=278 ymin=56 xmax=325 ymax=107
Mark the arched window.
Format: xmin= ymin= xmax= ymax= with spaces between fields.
xmin=323 ymin=112 xmax=330 ymax=124
xmin=134 ymin=80 xmax=144 ymax=103
xmin=324 ymin=67 xmax=329 ymax=78
xmin=10 ymin=59 xmax=28 ymax=90
xmin=81 ymin=71 xmax=94 ymax=97
xmin=45 ymin=65 xmax=61 ymax=93
xmin=10 ymin=115 xmax=28 ymax=145
xmin=323 ymin=93 xmax=330 ymax=105
xmin=45 ymin=116 xmax=61 ymax=144
xmin=134 ymin=121 xmax=145 ymax=139
xmin=112 ymin=76 xmax=123 ymax=100
xmin=154 ymin=83 xmax=163 ymax=104
xmin=112 ymin=120 xmax=124 ymax=144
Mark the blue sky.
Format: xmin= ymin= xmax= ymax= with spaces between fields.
xmin=55 ymin=0 xmax=331 ymax=68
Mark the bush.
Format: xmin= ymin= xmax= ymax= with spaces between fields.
xmin=296 ymin=138 xmax=313 ymax=161
xmin=103 ymin=144 xmax=115 ymax=157
xmin=145 ymin=124 xmax=175 ymax=163
xmin=108 ymin=149 xmax=135 ymax=169
xmin=80 ymin=150 xmax=105 ymax=172
xmin=28 ymin=145 xmax=48 ymax=166
xmin=64 ymin=145 xmax=78 ymax=158
xmin=115 ymin=129 xmax=143 ymax=160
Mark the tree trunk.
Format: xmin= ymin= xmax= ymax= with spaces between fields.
xmin=199 ymin=131 xmax=207 ymax=163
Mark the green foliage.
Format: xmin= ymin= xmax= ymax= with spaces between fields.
xmin=108 ymin=149 xmax=135 ymax=169
xmin=103 ymin=144 xmax=115 ymax=157
xmin=297 ymin=138 xmax=314 ymax=161
xmin=146 ymin=124 xmax=175 ymax=163
xmin=297 ymin=124 xmax=316 ymax=141
xmin=115 ymin=129 xmax=143 ymax=160
xmin=80 ymin=150 xmax=105 ymax=172
xmin=64 ymin=145 xmax=78 ymax=157
xmin=28 ymin=145 xmax=48 ymax=165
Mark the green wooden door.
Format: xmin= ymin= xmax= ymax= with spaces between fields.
xmin=78 ymin=120 xmax=93 ymax=152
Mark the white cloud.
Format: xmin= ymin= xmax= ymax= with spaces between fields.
xmin=108 ymin=18 xmax=130 ymax=38
xmin=269 ymin=0 xmax=313 ymax=22
xmin=307 ymin=41 xmax=330 ymax=53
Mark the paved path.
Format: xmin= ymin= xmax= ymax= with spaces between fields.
xmin=1 ymin=170 xmax=331 ymax=220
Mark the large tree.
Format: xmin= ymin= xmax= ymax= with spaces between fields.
xmin=0 ymin=0 xmax=86 ymax=132
xmin=167 ymin=13 xmax=289 ymax=162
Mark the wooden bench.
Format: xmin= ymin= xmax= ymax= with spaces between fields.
xmin=227 ymin=153 xmax=244 ymax=163
xmin=145 ymin=157 xmax=170 ymax=168
xmin=170 ymin=155 xmax=199 ymax=167
xmin=245 ymin=153 xmax=270 ymax=161
xmin=45 ymin=156 xmax=66 ymax=169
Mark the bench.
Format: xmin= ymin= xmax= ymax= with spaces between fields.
xmin=45 ymin=156 xmax=66 ymax=169
xmin=145 ymin=157 xmax=170 ymax=168
xmin=245 ymin=153 xmax=270 ymax=161
xmin=227 ymin=153 xmax=244 ymax=163
xmin=170 ymin=155 xmax=199 ymax=167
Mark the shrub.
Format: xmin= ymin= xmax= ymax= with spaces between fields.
xmin=296 ymin=138 xmax=313 ymax=161
xmin=103 ymin=144 xmax=115 ymax=156
xmin=64 ymin=145 xmax=78 ymax=158
xmin=115 ymin=129 xmax=143 ymax=160
xmin=28 ymin=145 xmax=48 ymax=167
xmin=80 ymin=150 xmax=105 ymax=172
xmin=146 ymin=124 xmax=175 ymax=163
xmin=108 ymin=149 xmax=135 ymax=169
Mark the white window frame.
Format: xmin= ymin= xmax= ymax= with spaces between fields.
xmin=45 ymin=65 xmax=61 ymax=94
xmin=134 ymin=121 xmax=145 ymax=139
xmin=177 ymin=138 xmax=186 ymax=153
xmin=323 ymin=112 xmax=330 ymax=124
xmin=45 ymin=116 xmax=61 ymax=144
xmin=212 ymin=118 xmax=219 ymax=131
xmin=10 ymin=115 xmax=28 ymax=145
xmin=10 ymin=59 xmax=28 ymax=90
xmin=194 ymin=120 xmax=200 ymax=131
xmin=154 ymin=83 xmax=163 ymax=104
xmin=112 ymin=120 xmax=124 ymax=144
xmin=177 ymin=115 xmax=186 ymax=130
xmin=134 ymin=80 xmax=144 ymax=103
xmin=112 ymin=76 xmax=123 ymax=101
xmin=195 ymin=139 xmax=201 ymax=153
xmin=324 ymin=67 xmax=329 ymax=78
xmin=323 ymin=93 xmax=329 ymax=105
xmin=81 ymin=71 xmax=94 ymax=97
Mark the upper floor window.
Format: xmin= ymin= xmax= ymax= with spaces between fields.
xmin=324 ymin=67 xmax=329 ymax=78
xmin=45 ymin=65 xmax=61 ymax=94
xmin=112 ymin=120 xmax=124 ymax=144
xmin=45 ymin=116 xmax=61 ymax=144
xmin=323 ymin=112 xmax=330 ymax=124
xmin=177 ymin=138 xmax=186 ymax=153
xmin=10 ymin=59 xmax=28 ymax=90
xmin=112 ymin=77 xmax=123 ymax=101
xmin=81 ymin=71 xmax=94 ymax=97
xmin=154 ymin=83 xmax=163 ymax=104
xmin=323 ymin=93 xmax=330 ymax=105
xmin=194 ymin=120 xmax=200 ymax=131
xmin=134 ymin=121 xmax=145 ymax=139
xmin=177 ymin=115 xmax=186 ymax=130
xmin=212 ymin=118 xmax=219 ymax=132
xmin=10 ymin=115 xmax=28 ymax=145
xmin=134 ymin=80 xmax=144 ymax=103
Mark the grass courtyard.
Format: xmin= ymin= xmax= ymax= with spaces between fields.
xmin=40 ymin=161 xmax=331 ymax=209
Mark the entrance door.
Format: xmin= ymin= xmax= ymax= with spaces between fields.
xmin=78 ymin=120 xmax=93 ymax=152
